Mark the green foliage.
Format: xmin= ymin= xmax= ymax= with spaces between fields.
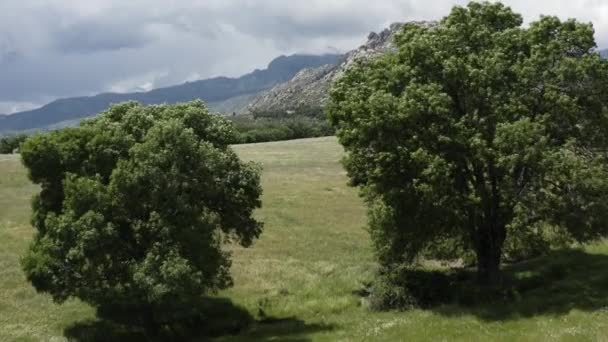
xmin=420 ymin=236 xmax=476 ymax=265
xmin=421 ymin=223 xmax=570 ymax=264
xmin=365 ymin=265 xmax=448 ymax=311
xmin=328 ymin=1 xmax=608 ymax=285
xmin=502 ymin=222 xmax=572 ymax=262
xmin=19 ymin=101 xmax=263 ymax=329
xmin=0 ymin=134 xmax=28 ymax=154
xmin=366 ymin=245 xmax=608 ymax=312
xmin=232 ymin=115 xmax=334 ymax=144
xmin=365 ymin=266 xmax=510 ymax=311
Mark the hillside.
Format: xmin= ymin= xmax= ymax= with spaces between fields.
xmin=4 ymin=137 xmax=608 ymax=340
xmin=0 ymin=54 xmax=342 ymax=134
xmin=250 ymin=30 xmax=607 ymax=116
xmin=248 ymin=22 xmax=436 ymax=114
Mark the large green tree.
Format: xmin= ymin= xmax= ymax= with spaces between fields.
xmin=20 ymin=101 xmax=262 ymax=330
xmin=328 ymin=2 xmax=608 ymax=284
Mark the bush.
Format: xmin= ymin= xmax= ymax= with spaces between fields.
xmin=365 ymin=265 xmax=521 ymax=311
xmin=366 ymin=265 xmax=454 ymax=311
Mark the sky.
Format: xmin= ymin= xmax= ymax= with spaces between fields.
xmin=0 ymin=0 xmax=607 ymax=114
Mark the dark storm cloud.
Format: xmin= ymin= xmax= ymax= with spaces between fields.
xmin=0 ymin=0 xmax=606 ymax=114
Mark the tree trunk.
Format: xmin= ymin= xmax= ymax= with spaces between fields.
xmin=474 ymin=158 xmax=506 ymax=286
xmin=476 ymin=223 xmax=506 ymax=286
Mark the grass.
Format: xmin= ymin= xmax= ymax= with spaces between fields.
xmin=3 ymin=136 xmax=608 ymax=341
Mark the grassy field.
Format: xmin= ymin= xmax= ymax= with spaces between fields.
xmin=3 ymin=136 xmax=608 ymax=341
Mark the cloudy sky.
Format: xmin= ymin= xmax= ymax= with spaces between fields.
xmin=1 ymin=0 xmax=607 ymax=114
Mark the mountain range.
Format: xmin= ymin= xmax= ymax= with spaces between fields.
xmin=0 ymin=54 xmax=342 ymax=134
xmin=0 ymin=30 xmax=606 ymax=135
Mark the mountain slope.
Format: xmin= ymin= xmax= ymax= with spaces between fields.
xmin=0 ymin=54 xmax=342 ymax=133
xmin=250 ymin=27 xmax=605 ymax=116
xmin=248 ymin=22 xmax=435 ymax=114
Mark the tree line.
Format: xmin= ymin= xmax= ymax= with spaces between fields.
xmin=1 ymin=109 xmax=333 ymax=153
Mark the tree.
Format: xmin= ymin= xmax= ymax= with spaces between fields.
xmin=327 ymin=2 xmax=608 ymax=285
xmin=20 ymin=101 xmax=263 ymax=332
xmin=0 ymin=134 xmax=28 ymax=154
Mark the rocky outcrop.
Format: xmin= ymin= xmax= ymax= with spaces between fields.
xmin=247 ymin=64 xmax=337 ymax=115
xmin=248 ymin=21 xmax=436 ymax=114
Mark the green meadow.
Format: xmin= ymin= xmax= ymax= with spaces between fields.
xmin=3 ymin=137 xmax=608 ymax=341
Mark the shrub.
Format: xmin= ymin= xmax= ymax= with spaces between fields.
xmin=366 ymin=265 xmax=455 ymax=311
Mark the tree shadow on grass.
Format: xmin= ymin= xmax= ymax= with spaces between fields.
xmin=369 ymin=248 xmax=608 ymax=322
xmin=467 ymin=248 xmax=608 ymax=321
xmin=64 ymin=297 xmax=334 ymax=342
xmin=228 ymin=317 xmax=335 ymax=342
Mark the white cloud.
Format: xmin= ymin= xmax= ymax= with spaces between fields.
xmin=0 ymin=101 xmax=42 ymax=115
xmin=107 ymin=71 xmax=169 ymax=93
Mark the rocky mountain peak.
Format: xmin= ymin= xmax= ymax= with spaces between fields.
xmin=365 ymin=22 xmax=404 ymax=50
xmin=248 ymin=21 xmax=437 ymax=115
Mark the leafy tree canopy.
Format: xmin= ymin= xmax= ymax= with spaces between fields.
xmin=0 ymin=134 xmax=28 ymax=154
xmin=328 ymin=1 xmax=608 ymax=284
xmin=20 ymin=101 xmax=263 ymax=327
